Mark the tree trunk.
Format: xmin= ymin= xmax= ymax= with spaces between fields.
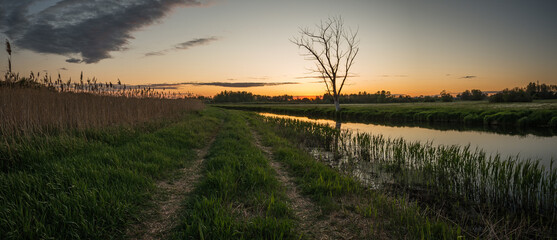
xmin=334 ymin=98 xmax=341 ymax=112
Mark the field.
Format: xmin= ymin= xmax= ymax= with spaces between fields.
xmin=4 ymin=1 xmax=557 ymax=239
xmin=1 ymin=85 xmax=555 ymax=239
xmin=217 ymin=100 xmax=557 ymax=129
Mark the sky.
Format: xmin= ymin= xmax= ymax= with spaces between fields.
xmin=1 ymin=0 xmax=556 ymax=97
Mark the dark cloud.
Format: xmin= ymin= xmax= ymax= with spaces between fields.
xmin=461 ymin=75 xmax=477 ymax=79
xmin=138 ymin=83 xmax=183 ymax=90
xmin=190 ymin=82 xmax=298 ymax=88
xmin=175 ymin=37 xmax=219 ymax=49
xmin=65 ymin=58 xmax=82 ymax=63
xmin=0 ymin=0 xmax=204 ymax=63
xmin=144 ymin=37 xmax=219 ymax=57
xmin=59 ymin=67 xmax=68 ymax=71
xmin=137 ymin=81 xmax=299 ymax=89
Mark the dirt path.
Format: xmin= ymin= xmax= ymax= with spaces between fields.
xmin=249 ymin=127 xmax=372 ymax=239
xmin=126 ymin=133 xmax=218 ymax=240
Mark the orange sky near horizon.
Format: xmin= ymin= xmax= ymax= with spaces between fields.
xmin=1 ymin=0 xmax=556 ymax=97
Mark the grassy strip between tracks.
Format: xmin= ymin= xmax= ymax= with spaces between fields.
xmin=0 ymin=110 xmax=220 ymax=239
xmin=171 ymin=110 xmax=297 ymax=239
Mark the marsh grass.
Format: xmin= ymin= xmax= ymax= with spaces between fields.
xmin=247 ymin=112 xmax=460 ymax=239
xmin=1 ymin=70 xmax=204 ymax=138
xmin=0 ymin=110 xmax=221 ymax=239
xmin=0 ymin=87 xmax=203 ymax=136
xmin=260 ymin=115 xmax=556 ymax=238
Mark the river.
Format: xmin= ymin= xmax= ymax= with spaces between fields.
xmin=260 ymin=112 xmax=557 ymax=169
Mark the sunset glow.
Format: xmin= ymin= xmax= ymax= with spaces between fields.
xmin=1 ymin=0 xmax=556 ymax=97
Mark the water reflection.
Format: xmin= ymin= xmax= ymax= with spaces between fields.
xmin=260 ymin=112 xmax=557 ymax=169
xmin=308 ymin=148 xmax=392 ymax=189
xmin=261 ymin=112 xmax=557 ymax=137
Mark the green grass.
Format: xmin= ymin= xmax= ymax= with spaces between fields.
xmin=5 ymin=105 xmax=552 ymax=239
xmin=217 ymin=100 xmax=557 ymax=128
xmin=0 ymin=110 xmax=220 ymax=239
xmin=247 ymin=112 xmax=460 ymax=239
xmin=255 ymin=113 xmax=556 ymax=238
xmin=172 ymin=110 xmax=297 ymax=239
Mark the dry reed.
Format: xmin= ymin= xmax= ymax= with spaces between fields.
xmin=0 ymin=79 xmax=204 ymax=137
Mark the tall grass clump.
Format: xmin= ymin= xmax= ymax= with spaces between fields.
xmin=262 ymin=116 xmax=556 ymax=238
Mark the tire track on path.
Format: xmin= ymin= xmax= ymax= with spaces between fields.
xmin=127 ymin=130 xmax=219 ymax=240
xmin=249 ymin=125 xmax=360 ymax=240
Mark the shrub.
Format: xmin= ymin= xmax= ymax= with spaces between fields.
xmin=440 ymin=90 xmax=453 ymax=102
xmin=550 ymin=117 xmax=557 ymax=128
xmin=517 ymin=116 xmax=529 ymax=127
xmin=483 ymin=112 xmax=521 ymax=125
xmin=458 ymin=89 xmax=487 ymax=101
xmin=526 ymin=110 xmax=554 ymax=126
xmin=463 ymin=114 xmax=482 ymax=125
xmin=489 ymin=88 xmax=532 ymax=103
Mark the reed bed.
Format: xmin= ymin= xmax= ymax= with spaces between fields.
xmin=0 ymin=87 xmax=203 ymax=136
xmin=262 ymin=116 xmax=557 ymax=237
xmin=1 ymin=73 xmax=204 ymax=137
xmin=2 ymin=71 xmax=188 ymax=98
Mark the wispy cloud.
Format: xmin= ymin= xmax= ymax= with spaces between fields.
xmin=176 ymin=37 xmax=219 ymax=49
xmin=135 ymin=81 xmax=299 ymax=89
xmin=460 ymin=75 xmax=477 ymax=79
xmin=191 ymin=82 xmax=297 ymax=88
xmin=0 ymin=0 xmax=206 ymax=63
xmin=248 ymin=76 xmax=270 ymax=80
xmin=135 ymin=83 xmax=184 ymax=90
xmin=144 ymin=51 xmax=166 ymax=57
xmin=295 ymin=75 xmax=358 ymax=79
xmin=144 ymin=37 xmax=219 ymax=57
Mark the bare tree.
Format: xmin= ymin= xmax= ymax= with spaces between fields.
xmin=292 ymin=16 xmax=359 ymax=112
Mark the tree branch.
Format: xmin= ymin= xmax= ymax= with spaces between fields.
xmin=292 ymin=16 xmax=359 ymax=106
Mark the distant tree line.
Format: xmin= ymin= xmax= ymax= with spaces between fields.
xmin=457 ymin=89 xmax=487 ymax=101
xmin=489 ymin=82 xmax=557 ymax=103
xmin=209 ymin=82 xmax=557 ymax=104
xmin=212 ymin=90 xmax=294 ymax=103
